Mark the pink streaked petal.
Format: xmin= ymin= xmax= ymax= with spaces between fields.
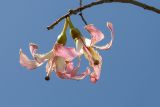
xmin=54 ymin=44 xmax=78 ymax=61
xmin=84 ymin=48 xmax=102 ymax=83
xmin=85 ymin=24 xmax=104 ymax=45
xmin=71 ymin=68 xmax=91 ymax=80
xmin=93 ymin=22 xmax=114 ymax=50
xmin=107 ymin=22 xmax=114 ymax=33
xmin=58 ymin=57 xmax=80 ymax=79
xmin=65 ymin=62 xmax=75 ymax=74
xmin=57 ymin=67 xmax=90 ymax=80
xmin=90 ymin=61 xmax=102 ymax=83
xmin=29 ymin=43 xmax=38 ymax=57
xmin=56 ymin=71 xmax=72 ymax=79
xmin=66 ymin=57 xmax=81 ymax=76
xmin=90 ymin=74 xmax=97 ymax=84
xmin=34 ymin=50 xmax=53 ymax=63
xmin=19 ymin=49 xmax=42 ymax=70
xmin=90 ymin=65 xmax=101 ymax=84
xmin=56 ymin=57 xmax=90 ymax=80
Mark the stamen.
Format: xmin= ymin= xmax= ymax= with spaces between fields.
xmin=94 ymin=59 xmax=99 ymax=65
xmin=45 ymin=76 xmax=50 ymax=81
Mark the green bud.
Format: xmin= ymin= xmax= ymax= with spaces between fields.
xmin=67 ymin=17 xmax=82 ymax=40
xmin=70 ymin=28 xmax=81 ymax=40
xmin=56 ymin=18 xmax=68 ymax=45
xmin=57 ymin=33 xmax=67 ymax=45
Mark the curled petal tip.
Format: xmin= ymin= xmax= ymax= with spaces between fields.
xmin=107 ymin=22 xmax=113 ymax=32
xmin=90 ymin=77 xmax=97 ymax=84
xmin=85 ymin=24 xmax=105 ymax=45
xmin=19 ymin=48 xmax=22 ymax=54
xmin=29 ymin=43 xmax=38 ymax=49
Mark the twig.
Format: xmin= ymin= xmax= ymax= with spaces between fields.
xmin=79 ymin=0 xmax=88 ymax=25
xmin=47 ymin=0 xmax=160 ymax=30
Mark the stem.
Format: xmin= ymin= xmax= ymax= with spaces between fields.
xmin=47 ymin=0 xmax=160 ymax=30
xmin=79 ymin=0 xmax=88 ymax=25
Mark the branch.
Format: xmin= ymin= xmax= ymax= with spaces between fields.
xmin=79 ymin=0 xmax=88 ymax=25
xmin=47 ymin=0 xmax=160 ymax=30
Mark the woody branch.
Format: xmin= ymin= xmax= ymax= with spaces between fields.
xmin=47 ymin=0 xmax=160 ymax=30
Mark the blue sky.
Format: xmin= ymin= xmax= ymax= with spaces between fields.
xmin=0 ymin=0 xmax=160 ymax=107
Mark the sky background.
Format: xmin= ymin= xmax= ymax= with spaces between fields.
xmin=0 ymin=0 xmax=160 ymax=107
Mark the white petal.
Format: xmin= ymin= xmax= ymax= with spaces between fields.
xmin=75 ymin=39 xmax=83 ymax=54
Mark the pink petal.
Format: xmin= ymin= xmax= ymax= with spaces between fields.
xmin=19 ymin=49 xmax=42 ymax=70
xmin=56 ymin=58 xmax=79 ymax=79
xmin=66 ymin=57 xmax=81 ymax=77
xmin=34 ymin=50 xmax=53 ymax=63
xmin=82 ymin=46 xmax=102 ymax=83
xmin=85 ymin=24 xmax=104 ymax=45
xmin=56 ymin=57 xmax=90 ymax=80
xmin=65 ymin=62 xmax=76 ymax=75
xmin=90 ymin=61 xmax=102 ymax=83
xmin=57 ymin=67 xmax=90 ymax=80
xmin=29 ymin=43 xmax=53 ymax=63
xmin=71 ymin=68 xmax=91 ymax=80
xmin=29 ymin=43 xmax=38 ymax=57
xmin=93 ymin=22 xmax=114 ymax=50
xmin=54 ymin=44 xmax=78 ymax=61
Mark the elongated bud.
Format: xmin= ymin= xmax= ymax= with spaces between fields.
xmin=67 ymin=17 xmax=81 ymax=40
xmin=57 ymin=19 xmax=68 ymax=45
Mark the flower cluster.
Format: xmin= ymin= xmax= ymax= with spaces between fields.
xmin=19 ymin=17 xmax=114 ymax=83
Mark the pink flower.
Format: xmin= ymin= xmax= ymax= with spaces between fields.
xmin=20 ymin=43 xmax=90 ymax=80
xmin=74 ymin=22 xmax=114 ymax=83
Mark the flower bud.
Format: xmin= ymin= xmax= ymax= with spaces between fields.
xmin=57 ymin=19 xmax=68 ymax=45
xmin=57 ymin=33 xmax=67 ymax=45
xmin=67 ymin=17 xmax=81 ymax=40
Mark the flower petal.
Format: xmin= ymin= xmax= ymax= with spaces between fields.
xmin=56 ymin=57 xmax=80 ymax=79
xmin=91 ymin=50 xmax=102 ymax=83
xmin=29 ymin=43 xmax=38 ymax=57
xmin=55 ymin=56 xmax=68 ymax=78
xmin=93 ymin=22 xmax=114 ymax=50
xmin=30 ymin=43 xmax=54 ymax=63
xmin=70 ymin=68 xmax=91 ymax=80
xmin=19 ymin=49 xmax=42 ymax=70
xmin=56 ymin=56 xmax=90 ymax=80
xmin=85 ymin=24 xmax=104 ymax=45
xmin=54 ymin=44 xmax=78 ymax=61
xmin=90 ymin=61 xmax=102 ymax=83
xmin=75 ymin=39 xmax=84 ymax=55
xmin=34 ymin=50 xmax=53 ymax=63
xmin=82 ymin=47 xmax=102 ymax=83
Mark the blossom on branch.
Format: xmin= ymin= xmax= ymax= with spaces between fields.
xmin=19 ymin=17 xmax=114 ymax=83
